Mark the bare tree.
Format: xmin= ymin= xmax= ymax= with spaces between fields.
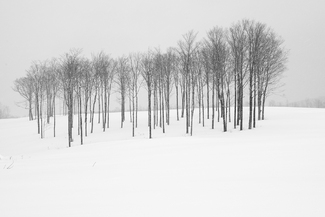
xmin=141 ymin=51 xmax=155 ymax=139
xmin=243 ymin=20 xmax=267 ymax=129
xmin=128 ymin=53 xmax=143 ymax=136
xmin=177 ymin=30 xmax=200 ymax=135
xmin=0 ymin=102 xmax=10 ymax=119
xmin=48 ymin=58 xmax=60 ymax=137
xmin=172 ymin=50 xmax=181 ymax=121
xmin=153 ymin=49 xmax=166 ymax=133
xmin=78 ymin=58 xmax=92 ymax=137
xmin=90 ymin=53 xmax=102 ymax=131
xmin=58 ymin=49 xmax=82 ymax=147
xmin=115 ymin=56 xmax=129 ymax=128
xmin=259 ymin=32 xmax=288 ymax=120
xmin=14 ymin=19 xmax=288 ymax=142
xmin=229 ymin=21 xmax=248 ymax=131
xmin=162 ymin=48 xmax=176 ymax=126
xmin=13 ymin=75 xmax=34 ymax=121
xmin=201 ymin=47 xmax=211 ymax=121
xmin=27 ymin=61 xmax=46 ymax=136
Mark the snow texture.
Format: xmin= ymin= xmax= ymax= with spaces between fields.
xmin=0 ymin=107 xmax=324 ymax=217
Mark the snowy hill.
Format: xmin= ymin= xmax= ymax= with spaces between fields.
xmin=0 ymin=107 xmax=324 ymax=217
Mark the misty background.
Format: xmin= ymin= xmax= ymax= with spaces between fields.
xmin=1 ymin=0 xmax=324 ymax=117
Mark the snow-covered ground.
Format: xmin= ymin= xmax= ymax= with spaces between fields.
xmin=0 ymin=107 xmax=324 ymax=217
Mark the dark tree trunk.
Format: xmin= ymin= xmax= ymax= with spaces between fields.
xmin=206 ymin=73 xmax=210 ymax=119
xmin=91 ymin=91 xmax=97 ymax=133
xmin=148 ymin=89 xmax=152 ymax=139
xmin=79 ymin=87 xmax=83 ymax=145
xmin=234 ymin=70 xmax=237 ymax=129
xmin=53 ymin=94 xmax=56 ymax=137
xmin=175 ymin=85 xmax=179 ymax=121
xmin=211 ymin=75 xmax=215 ymax=129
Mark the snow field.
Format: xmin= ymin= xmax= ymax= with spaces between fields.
xmin=0 ymin=107 xmax=325 ymax=217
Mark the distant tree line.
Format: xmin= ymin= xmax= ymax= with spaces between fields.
xmin=269 ymin=97 xmax=325 ymax=108
xmin=13 ymin=19 xmax=288 ymax=146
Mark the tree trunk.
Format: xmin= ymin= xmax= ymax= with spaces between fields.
xmin=29 ymin=98 xmax=33 ymax=121
xmin=234 ymin=70 xmax=237 ymax=129
xmin=148 ymin=88 xmax=152 ymax=139
xmin=211 ymin=75 xmax=215 ymax=129
xmin=190 ymin=77 xmax=195 ymax=136
xmin=132 ymin=91 xmax=135 ymax=137
xmin=79 ymin=87 xmax=83 ymax=145
xmin=84 ymin=95 xmax=88 ymax=137
xmin=53 ymin=94 xmax=56 ymax=137
xmin=98 ymin=88 xmax=101 ymax=124
xmin=202 ymin=82 xmax=205 ymax=127
xmin=36 ymin=93 xmax=40 ymax=134
xmin=206 ymin=73 xmax=210 ymax=119
xmin=175 ymin=85 xmax=179 ymax=121
xmin=91 ymin=91 xmax=97 ymax=133
xmin=106 ymin=91 xmax=110 ymax=129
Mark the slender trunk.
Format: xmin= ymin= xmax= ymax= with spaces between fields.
xmin=185 ymin=75 xmax=190 ymax=134
xmin=53 ymin=94 xmax=56 ymax=137
xmin=106 ymin=91 xmax=110 ymax=129
xmin=165 ymin=81 xmax=170 ymax=126
xmin=181 ymin=85 xmax=185 ymax=118
xmin=136 ymin=94 xmax=138 ymax=128
xmin=102 ymin=88 xmax=105 ymax=130
xmin=238 ymin=57 xmax=244 ymax=131
xmin=237 ymin=89 xmax=240 ymax=126
xmin=103 ymin=87 xmax=107 ymax=132
xmin=240 ymin=78 xmax=243 ymax=131
xmin=198 ymin=85 xmax=201 ymax=124
xmin=212 ymin=75 xmax=215 ymax=129
xmin=262 ymin=93 xmax=266 ymax=120
xmin=148 ymin=88 xmax=152 ymax=139
xmin=29 ymin=98 xmax=33 ymax=121
xmin=47 ymin=93 xmax=51 ymax=124
xmin=176 ymin=85 xmax=179 ymax=121
xmin=262 ymin=85 xmax=268 ymax=120
xmin=190 ymin=78 xmax=195 ymax=136
xmin=79 ymin=87 xmax=83 ymax=145
xmin=234 ymin=70 xmax=237 ymax=129
xmin=206 ymin=73 xmax=209 ymax=119
xmin=153 ymin=85 xmax=156 ymax=129
xmin=202 ymin=81 xmax=205 ymax=127
xmin=132 ymin=90 xmax=135 ymax=137
xmin=84 ymin=95 xmax=88 ymax=137
xmin=121 ymin=89 xmax=125 ymax=128
xmin=249 ymin=66 xmax=253 ymax=130
xmin=36 ymin=94 xmax=40 ymax=134
xmin=91 ymin=91 xmax=97 ymax=133
xmin=253 ymin=70 xmax=256 ymax=128
xmin=217 ymin=83 xmax=220 ymax=122
xmin=98 ymin=87 xmax=101 ymax=124
xmin=68 ymin=90 xmax=73 ymax=147
xmin=89 ymin=93 xmax=92 ymax=123
xmin=40 ymin=95 xmax=43 ymax=139
xmin=129 ymin=95 xmax=130 ymax=123
xmin=162 ymin=87 xmax=165 ymax=134
xmin=258 ymin=90 xmax=262 ymax=120
xmin=158 ymin=82 xmax=162 ymax=127
xmin=77 ymin=93 xmax=80 ymax=136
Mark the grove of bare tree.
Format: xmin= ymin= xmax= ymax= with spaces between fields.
xmin=13 ymin=19 xmax=287 ymax=146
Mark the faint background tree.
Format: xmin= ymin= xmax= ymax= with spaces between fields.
xmin=0 ymin=102 xmax=11 ymax=119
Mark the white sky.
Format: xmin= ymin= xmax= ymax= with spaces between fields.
xmin=1 ymin=0 xmax=325 ymax=116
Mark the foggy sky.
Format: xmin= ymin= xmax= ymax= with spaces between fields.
xmin=1 ymin=0 xmax=324 ymax=117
